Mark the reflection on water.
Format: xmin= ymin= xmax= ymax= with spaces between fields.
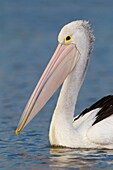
xmin=49 ymin=148 xmax=113 ymax=169
xmin=2 ymin=143 xmax=113 ymax=169
xmin=1 ymin=0 xmax=113 ymax=169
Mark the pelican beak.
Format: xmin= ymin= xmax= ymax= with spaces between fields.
xmin=16 ymin=43 xmax=80 ymax=135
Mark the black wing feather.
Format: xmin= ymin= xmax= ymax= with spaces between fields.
xmin=74 ymin=95 xmax=113 ymax=125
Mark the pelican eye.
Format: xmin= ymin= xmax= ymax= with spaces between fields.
xmin=64 ymin=35 xmax=72 ymax=43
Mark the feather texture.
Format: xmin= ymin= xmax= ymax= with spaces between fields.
xmin=74 ymin=95 xmax=113 ymax=125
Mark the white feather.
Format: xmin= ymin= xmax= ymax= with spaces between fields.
xmin=87 ymin=115 xmax=113 ymax=146
xmin=49 ymin=20 xmax=113 ymax=148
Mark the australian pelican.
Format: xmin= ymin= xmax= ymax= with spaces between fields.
xmin=16 ymin=20 xmax=113 ymax=149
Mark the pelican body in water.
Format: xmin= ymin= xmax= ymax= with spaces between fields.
xmin=16 ymin=20 xmax=113 ymax=149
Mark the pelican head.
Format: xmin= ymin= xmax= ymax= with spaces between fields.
xmin=16 ymin=20 xmax=94 ymax=135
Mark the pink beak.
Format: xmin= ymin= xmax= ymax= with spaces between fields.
xmin=16 ymin=43 xmax=79 ymax=135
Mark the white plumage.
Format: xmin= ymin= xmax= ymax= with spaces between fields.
xmin=16 ymin=20 xmax=113 ymax=149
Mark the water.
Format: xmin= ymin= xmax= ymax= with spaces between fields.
xmin=1 ymin=0 xmax=113 ymax=169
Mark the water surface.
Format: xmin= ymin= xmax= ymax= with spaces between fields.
xmin=1 ymin=0 xmax=113 ymax=169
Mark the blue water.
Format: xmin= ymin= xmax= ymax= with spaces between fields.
xmin=1 ymin=0 xmax=113 ymax=169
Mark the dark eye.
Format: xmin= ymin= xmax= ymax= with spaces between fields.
xmin=64 ymin=35 xmax=72 ymax=43
xmin=66 ymin=36 xmax=71 ymax=41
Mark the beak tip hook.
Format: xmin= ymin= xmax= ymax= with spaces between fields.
xmin=15 ymin=129 xmax=19 ymax=136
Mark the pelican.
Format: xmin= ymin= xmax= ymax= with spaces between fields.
xmin=16 ymin=20 xmax=113 ymax=149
